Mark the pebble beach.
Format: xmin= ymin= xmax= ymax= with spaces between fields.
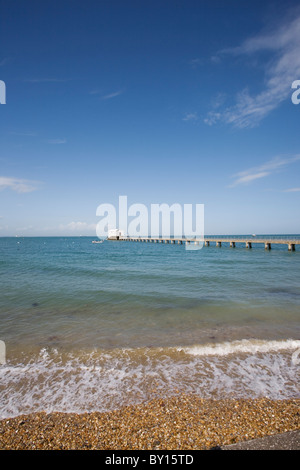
xmin=1 ymin=395 xmax=299 ymax=450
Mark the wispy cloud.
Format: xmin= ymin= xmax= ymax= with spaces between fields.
xmin=0 ymin=176 xmax=42 ymax=193
xmin=205 ymin=8 xmax=300 ymax=128
xmin=183 ymin=112 xmax=198 ymax=122
xmin=90 ymin=89 xmax=124 ymax=100
xmin=210 ymin=55 xmax=221 ymax=65
xmin=10 ymin=131 xmax=37 ymax=137
xmin=230 ymin=154 xmax=300 ymax=187
xmin=283 ymin=187 xmax=300 ymax=192
xmin=0 ymin=58 xmax=10 ymax=67
xmin=188 ymin=58 xmax=203 ymax=68
xmin=101 ymin=90 xmax=124 ymax=100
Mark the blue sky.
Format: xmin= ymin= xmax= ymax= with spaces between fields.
xmin=0 ymin=0 xmax=300 ymax=236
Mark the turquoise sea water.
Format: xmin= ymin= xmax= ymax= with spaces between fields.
xmin=0 ymin=236 xmax=299 ymax=418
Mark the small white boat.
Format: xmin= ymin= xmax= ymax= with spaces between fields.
xmin=92 ymin=240 xmax=103 ymax=244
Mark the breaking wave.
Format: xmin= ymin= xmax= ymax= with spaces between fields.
xmin=0 ymin=338 xmax=299 ymax=419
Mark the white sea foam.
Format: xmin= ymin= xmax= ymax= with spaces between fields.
xmin=180 ymin=338 xmax=300 ymax=356
xmin=0 ymin=340 xmax=299 ymax=419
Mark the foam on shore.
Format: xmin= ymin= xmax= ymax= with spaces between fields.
xmin=180 ymin=338 xmax=300 ymax=356
xmin=1 ymin=338 xmax=299 ymax=420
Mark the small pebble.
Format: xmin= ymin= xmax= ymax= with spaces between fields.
xmin=0 ymin=395 xmax=299 ymax=450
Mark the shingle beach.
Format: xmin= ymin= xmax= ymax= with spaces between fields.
xmin=1 ymin=395 xmax=299 ymax=450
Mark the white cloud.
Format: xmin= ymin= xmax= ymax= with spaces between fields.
xmin=230 ymin=154 xmax=300 ymax=187
xmin=101 ymin=90 xmax=123 ymax=100
xmin=232 ymin=171 xmax=269 ymax=186
xmin=90 ymin=89 xmax=124 ymax=99
xmin=188 ymin=58 xmax=203 ymax=68
xmin=204 ymin=112 xmax=221 ymax=126
xmin=205 ymin=9 xmax=300 ymax=128
xmin=183 ymin=112 xmax=198 ymax=122
xmin=0 ymin=176 xmax=42 ymax=193
xmin=210 ymin=55 xmax=221 ymax=64
xmin=283 ymin=187 xmax=300 ymax=192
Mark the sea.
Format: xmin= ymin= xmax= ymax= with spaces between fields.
xmin=0 ymin=236 xmax=299 ymax=419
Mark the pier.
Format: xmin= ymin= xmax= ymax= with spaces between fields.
xmin=108 ymin=235 xmax=299 ymax=251
xmin=202 ymin=237 xmax=299 ymax=251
